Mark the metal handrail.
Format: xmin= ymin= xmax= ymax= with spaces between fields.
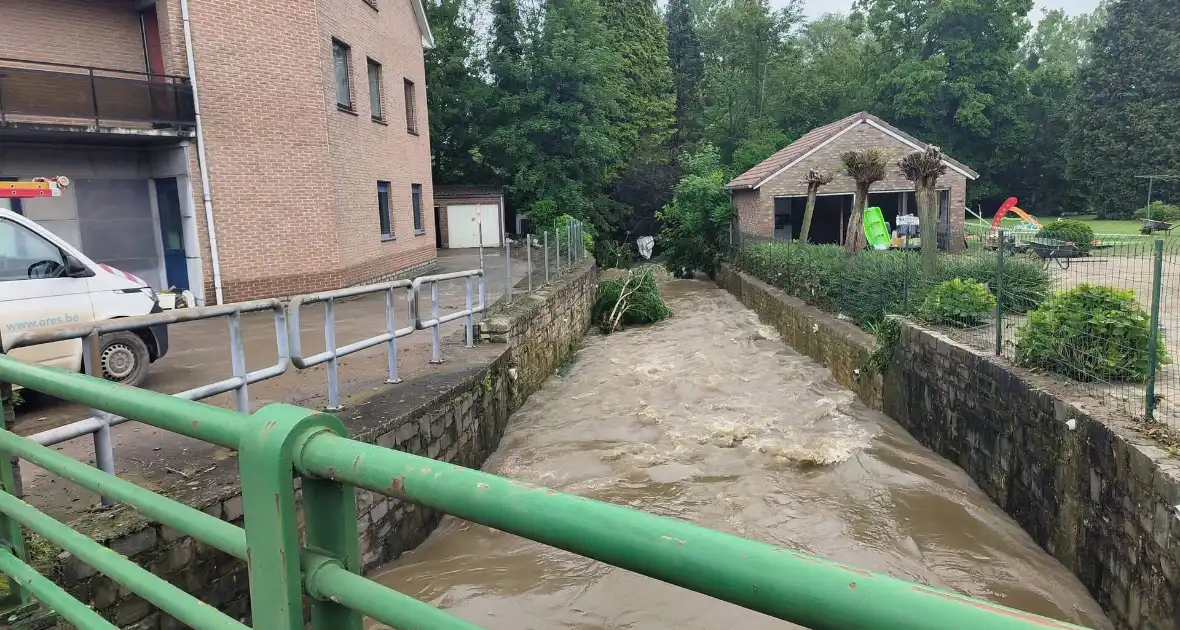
xmin=410 ymin=269 xmax=486 ymax=363
xmin=286 ymin=280 xmax=415 ymax=411
xmin=0 ymin=358 xmax=1092 ymax=630
xmin=0 ymin=57 xmax=191 ymax=82
xmin=2 ymin=300 xmax=287 ymax=504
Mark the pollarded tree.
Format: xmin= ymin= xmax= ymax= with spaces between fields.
xmin=798 ymin=169 xmax=834 ymax=244
xmin=898 ymin=146 xmax=947 ymax=276
xmin=840 ymin=149 xmax=887 ymax=252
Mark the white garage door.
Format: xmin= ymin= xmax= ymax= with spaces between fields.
xmin=446 ymin=204 xmax=502 ymax=248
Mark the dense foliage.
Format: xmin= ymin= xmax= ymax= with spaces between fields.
xmin=735 ymin=242 xmax=1049 ymax=328
xmin=657 ymin=145 xmax=732 ymax=279
xmin=1134 ymin=202 xmax=1180 ymax=222
xmin=919 ymin=279 xmax=996 ymax=327
xmin=1074 ymin=0 xmax=1179 ymax=218
xmin=1035 ymin=220 xmax=1096 ymax=253
xmin=424 ymin=0 xmax=1167 ymax=243
xmin=1016 ymin=284 xmax=1166 ymax=382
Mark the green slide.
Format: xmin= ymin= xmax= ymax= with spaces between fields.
xmin=862 ymin=206 xmax=891 ymax=250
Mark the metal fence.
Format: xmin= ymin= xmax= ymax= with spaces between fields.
xmin=0 ymin=355 xmax=1092 ymax=630
xmin=729 ymin=222 xmax=1180 ymax=432
xmin=0 ymin=252 xmax=589 ymax=504
xmin=502 ymin=217 xmax=587 ymax=305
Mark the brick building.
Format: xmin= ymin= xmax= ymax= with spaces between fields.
xmin=0 ymin=0 xmax=437 ymax=303
xmin=727 ymin=112 xmax=978 ymax=246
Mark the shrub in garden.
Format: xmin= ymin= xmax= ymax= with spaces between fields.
xmin=918 ymin=278 xmax=996 ymax=327
xmin=1015 ymin=284 xmax=1167 ymax=383
xmin=1035 ymin=220 xmax=1096 ymax=253
xmin=1133 ymin=201 xmax=1180 ymax=222
xmin=938 ymin=254 xmax=1050 ymax=314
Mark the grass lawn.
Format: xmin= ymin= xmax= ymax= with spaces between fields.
xmin=971 ymin=215 xmax=1176 ymax=239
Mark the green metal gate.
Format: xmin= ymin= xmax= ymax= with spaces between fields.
xmin=0 ymin=356 xmax=1090 ymax=630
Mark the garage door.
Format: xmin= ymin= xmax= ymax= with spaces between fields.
xmin=446 ymin=204 xmax=501 ymax=248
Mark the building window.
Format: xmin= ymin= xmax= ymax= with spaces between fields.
xmin=367 ymin=59 xmax=384 ymax=122
xmin=403 ymin=79 xmax=418 ymax=134
xmin=412 ymin=184 xmax=423 ymax=233
xmin=378 ymin=181 xmax=392 ymax=239
xmin=333 ymin=39 xmax=353 ymax=111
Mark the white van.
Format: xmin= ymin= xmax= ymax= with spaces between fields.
xmin=0 ymin=208 xmax=168 ymax=387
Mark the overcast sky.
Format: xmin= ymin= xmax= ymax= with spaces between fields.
xmin=796 ymin=0 xmax=1101 ymax=20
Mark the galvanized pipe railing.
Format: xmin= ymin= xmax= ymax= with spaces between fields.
xmin=1 ymin=299 xmax=286 ymax=503
xmin=0 ymin=358 xmax=1092 ymax=630
xmin=410 ymin=269 xmax=486 ymax=363
xmin=287 ymin=281 xmax=415 ymax=411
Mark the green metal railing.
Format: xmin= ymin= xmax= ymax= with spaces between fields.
xmin=0 ymin=355 xmax=1091 ymax=630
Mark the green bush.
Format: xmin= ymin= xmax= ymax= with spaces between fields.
xmin=595 ymin=240 xmax=634 ymax=269
xmin=658 ymin=145 xmax=732 ymax=279
xmin=1133 ymin=201 xmax=1180 ymax=222
xmin=1035 ymin=219 xmax=1095 ymax=253
xmin=1015 ymin=284 xmax=1167 ymax=383
xmin=938 ymin=254 xmax=1050 ymax=314
xmin=919 ymin=278 xmax=996 ymax=327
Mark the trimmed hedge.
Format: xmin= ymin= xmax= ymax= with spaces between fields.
xmin=1036 ymin=220 xmax=1096 ymax=254
xmin=734 ymin=242 xmax=1050 ymax=328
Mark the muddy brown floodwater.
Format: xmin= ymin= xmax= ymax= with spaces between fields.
xmin=369 ymin=278 xmax=1112 ymax=630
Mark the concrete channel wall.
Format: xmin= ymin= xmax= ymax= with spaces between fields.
xmin=717 ymin=265 xmax=1180 ymax=630
xmin=41 ymin=260 xmax=598 ymax=629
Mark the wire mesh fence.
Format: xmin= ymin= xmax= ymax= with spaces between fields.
xmin=490 ymin=218 xmax=589 ymax=313
xmin=727 ymin=223 xmax=1180 ymax=432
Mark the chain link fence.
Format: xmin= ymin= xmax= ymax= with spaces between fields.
xmin=727 ymin=223 xmax=1180 ymax=432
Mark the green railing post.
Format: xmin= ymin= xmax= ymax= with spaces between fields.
xmin=1146 ymin=239 xmax=1164 ymax=419
xmin=994 ymin=229 xmax=1006 ymax=356
xmin=0 ymin=373 xmax=28 ymax=609
xmin=238 ymin=404 xmax=362 ymax=630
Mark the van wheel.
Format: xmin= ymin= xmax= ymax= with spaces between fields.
xmin=98 ymin=332 xmax=150 ymax=387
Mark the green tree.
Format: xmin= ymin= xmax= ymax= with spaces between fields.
xmin=666 ymin=0 xmax=703 ymax=146
xmin=855 ymin=0 xmax=1035 ymax=203
xmin=423 ymin=0 xmax=496 ymax=184
xmin=658 ymin=144 xmax=732 ymax=278
xmin=602 ymin=0 xmax=678 ymax=238
xmin=1073 ymin=0 xmax=1180 ymax=218
xmin=695 ymin=0 xmax=802 ymax=164
xmin=491 ymin=0 xmax=630 ymax=232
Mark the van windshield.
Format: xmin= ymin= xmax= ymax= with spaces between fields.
xmin=0 ymin=219 xmax=67 ymax=281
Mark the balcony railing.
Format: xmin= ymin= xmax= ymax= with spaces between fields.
xmin=0 ymin=58 xmax=195 ymax=129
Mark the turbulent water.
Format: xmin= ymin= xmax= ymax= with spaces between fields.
xmin=369 ymin=279 xmax=1111 ymax=630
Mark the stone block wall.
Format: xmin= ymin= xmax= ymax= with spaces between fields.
xmin=884 ymin=325 xmax=1180 ymax=630
xmin=481 ymin=258 xmax=598 ymax=406
xmin=43 ymin=260 xmax=598 ymax=628
xmin=718 ymin=265 xmax=1180 ymax=630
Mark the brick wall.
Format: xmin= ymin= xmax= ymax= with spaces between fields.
xmin=718 ymin=265 xmax=1180 ymax=630
xmin=0 ymin=0 xmax=145 ymax=72
xmin=735 ymin=122 xmax=969 ymax=240
xmin=317 ymin=0 xmax=437 ymax=285
xmin=45 ymin=260 xmax=598 ymax=629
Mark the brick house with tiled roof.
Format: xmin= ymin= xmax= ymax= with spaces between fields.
xmin=727 ymin=112 xmax=978 ymax=246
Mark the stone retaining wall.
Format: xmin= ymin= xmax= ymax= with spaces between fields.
xmin=718 ymin=265 xmax=1180 ymax=630
xmin=44 ymin=259 xmax=598 ymax=629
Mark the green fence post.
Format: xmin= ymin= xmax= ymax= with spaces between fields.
xmin=0 ymin=376 xmax=28 ymax=608
xmin=238 ymin=404 xmax=362 ymax=630
xmin=994 ymin=229 xmax=1005 ymax=356
xmin=1146 ymin=239 xmax=1164 ymax=419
